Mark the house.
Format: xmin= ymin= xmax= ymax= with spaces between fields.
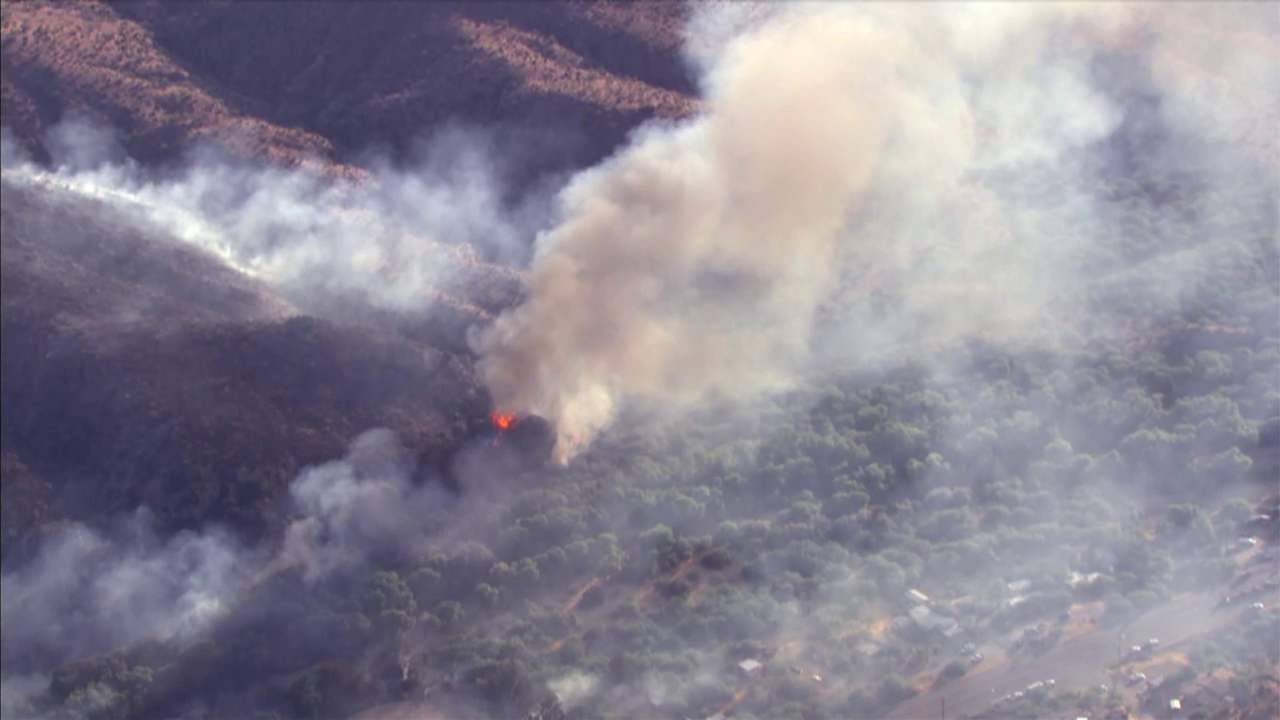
xmin=908 ymin=605 xmax=932 ymax=624
xmin=906 ymin=589 xmax=930 ymax=604
xmin=738 ymin=659 xmax=763 ymax=677
xmin=1068 ymin=571 xmax=1104 ymax=588
xmin=907 ymin=605 xmax=962 ymax=637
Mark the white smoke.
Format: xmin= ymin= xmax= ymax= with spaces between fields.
xmin=0 ymin=674 xmax=52 ymax=720
xmin=548 ymin=670 xmax=599 ymax=710
xmin=0 ymin=428 xmax=471 ymax=697
xmin=277 ymin=428 xmax=425 ymax=583
xmin=1 ymin=120 xmax=534 ymax=314
xmin=0 ymin=510 xmax=246 ymax=670
xmin=472 ymin=1 xmax=1279 ymax=463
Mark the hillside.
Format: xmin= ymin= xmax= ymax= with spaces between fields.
xmin=2 ymin=0 xmax=697 ymax=182
xmin=1 ymin=3 xmax=1278 ymax=720
xmin=1 ymin=0 xmax=646 ymax=552
xmin=0 ymin=175 xmax=498 ymax=551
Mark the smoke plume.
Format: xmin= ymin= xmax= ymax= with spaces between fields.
xmin=278 ymin=428 xmax=436 ymax=583
xmin=471 ymin=1 xmax=1279 ymax=464
xmin=0 ymin=428 xmax=502 ymax=715
xmin=0 ymin=510 xmax=248 ymax=672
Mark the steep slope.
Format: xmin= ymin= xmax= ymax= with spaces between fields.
xmin=2 ymin=0 xmax=698 ymax=181
xmin=0 ymin=0 xmax=339 ymax=168
xmin=0 ymin=178 xmax=493 ymax=558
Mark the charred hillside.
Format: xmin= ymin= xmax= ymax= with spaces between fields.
xmin=0 ymin=176 xmax=502 ymax=556
xmin=2 ymin=0 xmax=697 ymax=183
xmin=1 ymin=4 xmax=1278 ymax=720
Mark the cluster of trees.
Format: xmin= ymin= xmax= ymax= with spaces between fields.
xmin=14 ymin=159 xmax=1277 ymax=720
xmin=24 ymin=311 xmax=1272 ymax=720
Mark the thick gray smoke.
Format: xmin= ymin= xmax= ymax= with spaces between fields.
xmin=0 ymin=429 xmax=464 ymax=702
xmin=0 ymin=510 xmax=247 ymax=671
xmin=277 ymin=428 xmax=431 ymax=583
xmin=274 ymin=428 xmax=529 ymax=585
xmin=471 ymin=1 xmax=1279 ymax=464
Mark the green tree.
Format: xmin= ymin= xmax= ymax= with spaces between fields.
xmin=875 ymin=675 xmax=918 ymax=708
xmin=436 ymin=600 xmax=465 ymax=626
xmin=1217 ymin=497 xmax=1256 ymax=526
xmin=935 ymin=659 xmax=968 ymax=687
xmin=476 ymin=582 xmax=501 ymax=609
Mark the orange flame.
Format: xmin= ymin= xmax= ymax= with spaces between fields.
xmin=491 ymin=411 xmax=517 ymax=430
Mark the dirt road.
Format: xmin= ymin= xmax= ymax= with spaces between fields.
xmin=887 ymin=590 xmax=1251 ymax=720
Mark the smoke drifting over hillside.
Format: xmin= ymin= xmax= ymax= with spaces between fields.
xmin=1 ymin=3 xmax=1277 ymax=718
xmin=0 ymin=511 xmax=248 ymax=671
xmin=0 ymin=122 xmax=534 ymax=315
xmin=472 ymin=2 xmax=1279 ymax=464
xmin=0 ymin=430 xmax=514 ymax=718
xmin=277 ymin=428 xmax=459 ymax=584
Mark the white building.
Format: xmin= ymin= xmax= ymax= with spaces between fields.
xmin=907 ymin=605 xmax=962 ymax=636
xmin=1068 ymin=571 xmax=1104 ymax=588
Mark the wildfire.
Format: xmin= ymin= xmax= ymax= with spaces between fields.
xmin=491 ymin=411 xmax=518 ymax=446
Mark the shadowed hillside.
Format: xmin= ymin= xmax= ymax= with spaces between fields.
xmin=1 ymin=4 xmax=1277 ymax=720
xmin=2 ymin=0 xmax=698 ymax=182
xmin=0 ymin=176 xmax=498 ymax=554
